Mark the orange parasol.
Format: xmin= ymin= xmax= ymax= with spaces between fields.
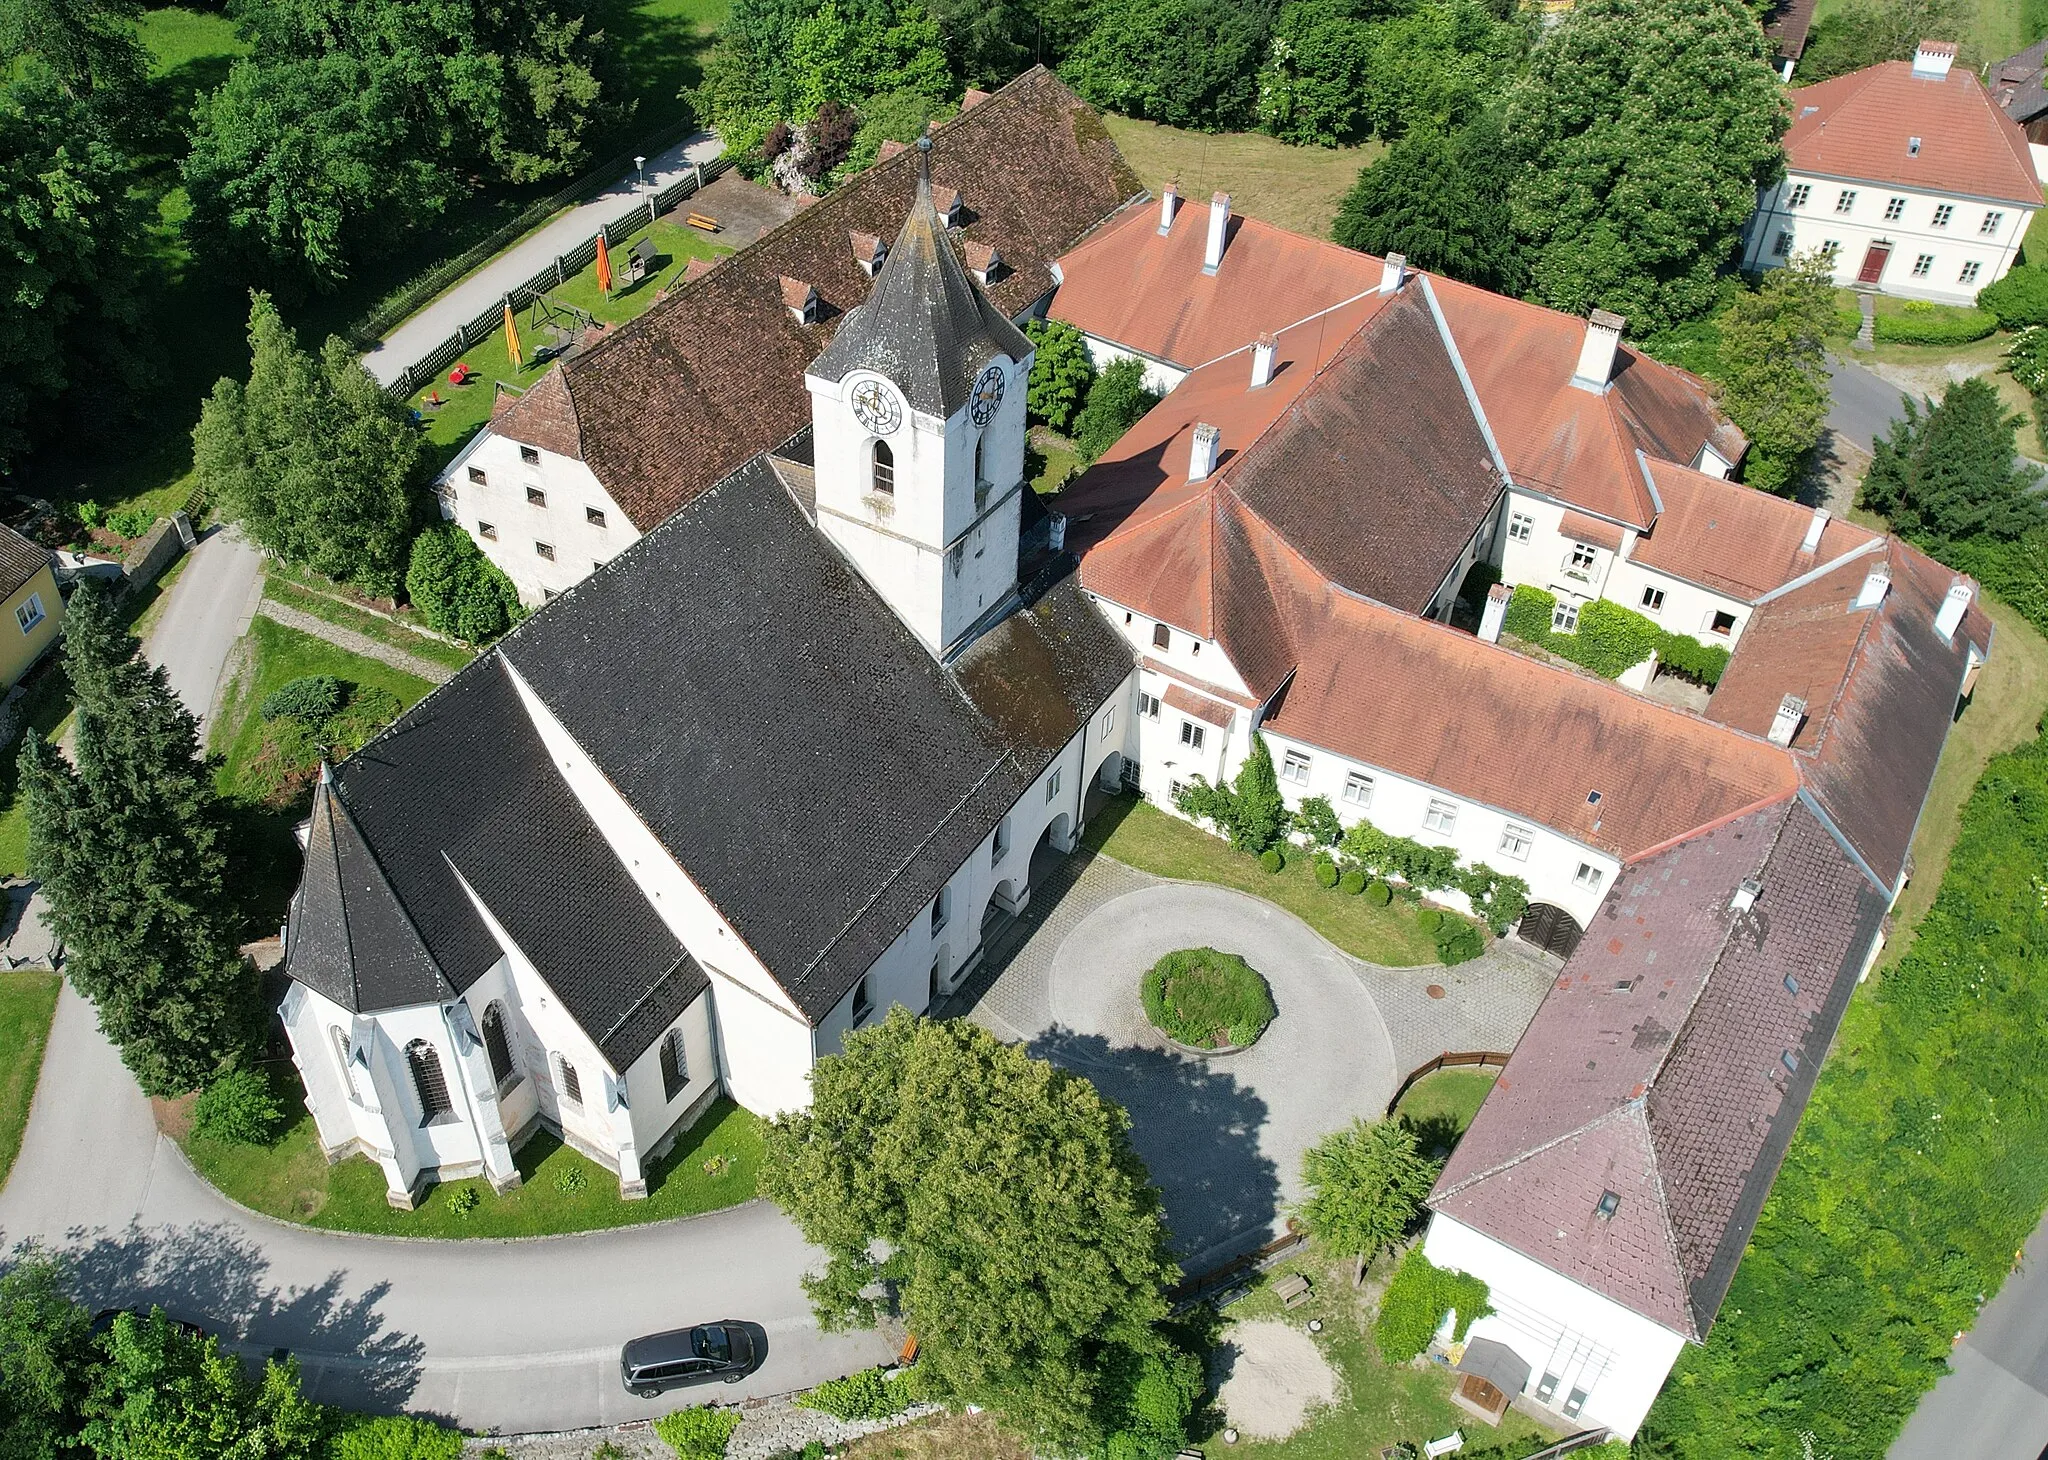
xmin=503 ymin=300 xmax=523 ymax=369
xmin=596 ymin=231 xmax=614 ymax=295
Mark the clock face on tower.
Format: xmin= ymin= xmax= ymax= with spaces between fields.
xmin=968 ymin=365 xmax=1006 ymax=427
xmin=851 ymin=377 xmax=902 ymax=435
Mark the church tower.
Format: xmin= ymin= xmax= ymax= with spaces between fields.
xmin=806 ymin=138 xmax=1035 ymax=660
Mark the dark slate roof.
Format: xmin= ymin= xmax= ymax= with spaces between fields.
xmin=287 ymin=659 xmax=696 ymax=1069
xmin=1994 ymin=39 xmax=2048 ymax=130
xmin=491 ymin=453 xmax=1131 ymax=1023
xmin=0 ymin=525 xmax=49 ymax=602
xmin=1430 ymin=799 xmax=1889 ymax=1341
xmin=810 ymin=141 xmax=1032 ymax=417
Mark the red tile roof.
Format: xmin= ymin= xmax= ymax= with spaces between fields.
xmin=1630 ymin=459 xmax=1881 ymax=601
xmin=1785 ymin=61 xmax=2041 ymax=204
xmin=1050 ymin=199 xmax=1388 ymax=369
xmin=1432 ymin=799 xmax=1890 ymax=1339
xmin=1162 ymin=682 xmax=1233 ymax=728
xmin=1560 ymin=511 xmax=1625 ymax=553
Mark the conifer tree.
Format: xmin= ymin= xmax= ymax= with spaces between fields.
xmin=22 ymin=584 xmax=254 ymax=1096
xmin=1859 ymin=378 xmax=2047 ymax=543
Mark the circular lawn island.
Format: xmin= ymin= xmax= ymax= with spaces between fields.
xmin=1141 ymin=946 xmax=1277 ymax=1053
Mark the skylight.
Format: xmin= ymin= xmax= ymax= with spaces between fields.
xmin=1595 ymin=1191 xmax=1620 ymax=1220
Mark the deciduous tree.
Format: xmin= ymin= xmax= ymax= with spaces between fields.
xmin=1296 ymin=1117 xmax=1440 ymax=1265
xmin=1794 ymin=0 xmax=1968 ymax=83
xmin=761 ymin=1011 xmax=1183 ymax=1454
xmin=1502 ymin=0 xmax=1786 ymax=333
xmin=1062 ymin=0 xmax=1268 ymax=131
xmin=1859 ymin=377 xmax=2047 ymax=543
xmin=21 ymin=584 xmax=255 ymax=1097
xmin=1713 ymin=252 xmax=1837 ymax=495
xmin=0 ymin=1252 xmax=96 ymax=1460
xmin=1072 ymin=356 xmax=1161 ymax=462
xmin=405 ymin=524 xmax=523 ymax=643
xmin=1023 ymin=318 xmax=1095 ymax=435
xmin=1332 ymin=116 xmax=1521 ymax=292
xmin=83 ymin=1311 xmax=321 ymax=1460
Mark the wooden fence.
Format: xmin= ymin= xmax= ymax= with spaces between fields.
xmin=1385 ymin=1050 xmax=1514 ymax=1116
xmin=1169 ymin=1227 xmax=1309 ymax=1312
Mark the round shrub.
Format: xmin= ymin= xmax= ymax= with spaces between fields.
xmin=191 ymin=1067 xmax=285 ymax=1145
xmin=445 ymin=1185 xmax=479 ymax=1218
xmin=1338 ymin=868 xmax=1367 ymax=895
xmin=1366 ymin=879 xmax=1392 ymax=906
xmin=261 ymin=675 xmax=342 ymax=722
xmin=653 ymin=1407 xmax=741 ymax=1460
xmin=1435 ymin=922 xmax=1485 ymax=965
xmin=1142 ymin=946 xmax=1277 ymax=1049
xmin=1258 ymin=847 xmax=1284 ymax=873
xmin=1314 ymin=854 xmax=1339 ymax=888
xmin=1417 ymin=908 xmax=1445 ymax=934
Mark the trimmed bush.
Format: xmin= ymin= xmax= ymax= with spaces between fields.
xmin=1258 ymin=847 xmax=1284 ymax=873
xmin=1338 ymin=868 xmax=1367 ymax=895
xmin=260 ymin=675 xmax=342 ymax=722
xmin=1365 ymin=879 xmax=1392 ymax=906
xmin=1435 ymin=922 xmax=1484 ymax=965
xmin=1374 ymin=1249 xmax=1492 ymax=1362
xmin=1980 ymin=265 xmax=2048 ymax=329
xmin=406 ymin=522 xmax=523 ymax=643
xmin=653 ymin=1407 xmax=742 ymax=1460
xmin=1873 ymin=303 xmax=1998 ymax=346
xmin=329 ymin=1415 xmax=465 ymax=1460
xmin=1313 ymin=854 xmax=1339 ymax=888
xmin=1417 ymin=908 xmax=1444 ymax=935
xmin=1142 ymin=947 xmax=1277 ymax=1049
xmin=191 ymin=1067 xmax=285 ymax=1145
xmin=797 ymin=1365 xmax=920 ymax=1421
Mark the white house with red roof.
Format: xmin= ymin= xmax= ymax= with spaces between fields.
xmin=1740 ymin=41 xmax=2042 ymax=302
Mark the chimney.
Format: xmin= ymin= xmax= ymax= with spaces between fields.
xmin=1767 ymin=693 xmax=1806 ymax=748
xmin=1853 ymin=564 xmax=1890 ymax=610
xmin=1380 ymin=252 xmax=1407 ymax=294
xmin=1800 ymin=506 xmax=1830 ymax=554
xmin=1189 ymin=423 xmax=1221 ymax=482
xmin=1478 ymin=582 xmax=1512 ymax=644
xmin=1202 ymin=192 xmax=1230 ymax=275
xmin=780 ymin=277 xmax=819 ymax=325
xmin=1571 ymin=310 xmax=1627 ymax=392
xmin=1935 ymin=580 xmax=1973 ymax=642
xmin=1250 ymin=334 xmax=1277 ymax=389
xmin=1159 ymin=183 xmax=1179 ymax=235
xmin=1049 ymin=514 xmax=1068 ymax=551
xmin=1731 ymin=877 xmax=1764 ymax=915
xmin=1911 ymin=39 xmax=1956 ymax=79
xmin=850 ymin=230 xmax=886 ymax=277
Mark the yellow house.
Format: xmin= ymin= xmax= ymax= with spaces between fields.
xmin=0 ymin=527 xmax=62 ymax=690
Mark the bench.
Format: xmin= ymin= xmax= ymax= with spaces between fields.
xmin=1424 ymin=1434 xmax=1465 ymax=1459
xmin=686 ymin=212 xmax=722 ymax=232
xmin=898 ymin=1333 xmax=919 ymax=1366
xmin=1274 ymin=1273 xmax=1312 ymax=1309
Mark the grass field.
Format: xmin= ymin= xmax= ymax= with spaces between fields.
xmin=262 ymin=573 xmax=477 ymax=674
xmin=0 ymin=972 xmax=62 ymax=1193
xmin=1100 ymin=116 xmax=1380 ymax=241
xmin=1809 ymin=0 xmax=2028 ymax=69
xmin=1392 ymin=1067 xmax=1497 ymax=1151
xmin=182 ymin=1063 xmax=764 ymax=1236
xmin=843 ymin=1413 xmax=1032 ymax=1460
xmin=1083 ymin=798 xmax=1444 ymax=967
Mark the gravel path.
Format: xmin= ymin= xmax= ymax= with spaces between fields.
xmin=256 ymin=597 xmax=457 ymax=683
xmin=1215 ymin=1320 xmax=1337 ymax=1441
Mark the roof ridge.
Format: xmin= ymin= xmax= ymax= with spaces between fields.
xmin=1433 ymin=1100 xmax=1644 ymax=1200
xmin=1623 ymin=1099 xmax=1702 ymax=1340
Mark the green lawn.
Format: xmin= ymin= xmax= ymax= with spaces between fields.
xmin=1027 ymin=429 xmax=1083 ymax=496
xmin=1392 ymin=1068 xmax=1498 ymax=1157
xmin=1083 ymin=798 xmax=1443 ymax=967
xmin=1100 ymin=115 xmax=1380 ymax=241
xmin=0 ymin=972 xmax=62 ymax=1193
xmin=183 ymin=1063 xmax=764 ymax=1236
xmin=1809 ymin=0 xmax=2028 ymax=69
xmin=1199 ymin=1253 xmax=1562 ymax=1460
xmin=0 ymin=666 xmax=78 ymax=881
xmin=262 ymin=574 xmax=477 ymax=674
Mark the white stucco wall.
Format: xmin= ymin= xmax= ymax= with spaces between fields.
xmin=1077 ymin=334 xmax=1187 ymax=397
xmin=619 ymin=990 xmax=721 ymax=1159
xmin=436 ymin=430 xmax=640 ymax=606
xmin=1425 ymin=1214 xmax=1690 ymax=1442
xmin=1741 ymin=175 xmax=2035 ymax=304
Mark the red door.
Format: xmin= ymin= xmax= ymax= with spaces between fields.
xmin=1858 ymin=244 xmax=1891 ymax=285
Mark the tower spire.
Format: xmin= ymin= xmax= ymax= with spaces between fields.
xmin=916 ymin=133 xmax=933 ymax=207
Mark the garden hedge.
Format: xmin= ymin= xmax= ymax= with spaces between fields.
xmin=1979 ymin=265 xmax=2048 ymax=329
xmin=1872 ymin=302 xmax=1998 ymax=346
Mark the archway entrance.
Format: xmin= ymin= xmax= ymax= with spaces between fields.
xmin=1518 ymin=903 xmax=1584 ymax=960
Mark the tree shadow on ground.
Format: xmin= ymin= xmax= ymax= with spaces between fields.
xmin=1028 ymin=1026 xmax=1279 ymax=1272
xmin=6 ymin=1221 xmax=426 ymax=1415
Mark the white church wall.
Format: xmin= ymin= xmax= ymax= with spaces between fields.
xmin=1425 ymin=1214 xmax=1689 ymax=1442
xmin=1260 ymin=728 xmax=1619 ymax=929
xmin=436 ymin=429 xmax=639 ymax=606
xmin=705 ymin=967 xmax=817 ymax=1116
xmin=621 ymin=989 xmax=721 ymax=1159
xmin=1076 ymin=333 xmax=1187 ymax=397
xmin=362 ymin=1000 xmax=488 ymax=1178
xmin=282 ymin=982 xmax=396 ymax=1165
xmin=455 ymin=958 xmax=543 ymax=1144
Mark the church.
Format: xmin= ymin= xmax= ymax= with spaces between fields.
xmin=282 ymin=144 xmax=1134 ymax=1203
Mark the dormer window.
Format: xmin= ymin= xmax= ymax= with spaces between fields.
xmin=781 ymin=276 xmax=819 ymax=325
xmin=964 ymin=241 xmax=1003 ymax=285
xmin=850 ymin=231 xmax=886 ymax=276
xmin=932 ymin=185 xmax=962 ymax=226
xmin=871 ymin=440 xmax=895 ymax=496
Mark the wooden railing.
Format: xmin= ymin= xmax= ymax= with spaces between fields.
xmin=1385 ymin=1050 xmax=1514 ymax=1116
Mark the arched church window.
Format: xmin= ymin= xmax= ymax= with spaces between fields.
xmin=659 ymin=1028 xmax=688 ymax=1102
xmin=482 ymin=1002 xmax=517 ymax=1089
xmin=872 ymin=440 xmax=895 ymax=496
xmin=331 ymin=1026 xmax=357 ymax=1102
xmin=406 ymin=1039 xmax=452 ymax=1124
xmin=557 ymin=1055 xmax=583 ymax=1107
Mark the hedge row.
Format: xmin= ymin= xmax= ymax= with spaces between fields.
xmin=1639 ymin=730 xmax=2048 ymax=1457
xmin=1504 ymin=585 xmax=1730 ymax=686
xmin=1872 ymin=302 xmax=1999 ymax=346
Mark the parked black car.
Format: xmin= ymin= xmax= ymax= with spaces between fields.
xmin=620 ymin=1321 xmax=756 ymax=1397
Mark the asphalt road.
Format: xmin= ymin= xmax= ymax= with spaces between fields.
xmin=1892 ymin=1211 xmax=2048 ymax=1460
xmin=1824 ymin=353 xmax=1915 ymax=455
xmin=0 ymin=533 xmax=890 ymax=1433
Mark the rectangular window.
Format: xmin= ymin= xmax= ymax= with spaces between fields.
xmin=586 ymin=506 xmax=607 ymax=528
xmin=1982 ymin=210 xmax=2005 ymax=236
xmin=1709 ymin=609 xmax=1736 ymax=636
xmin=1553 ymin=600 xmax=1580 ymax=633
xmin=1180 ymin=720 xmax=1206 ymax=751
xmin=534 ymin=541 xmax=556 ymax=561
xmin=1960 ymin=260 xmax=1982 ymax=284
xmin=520 ymin=445 xmax=542 ymax=466
xmin=1883 ymin=196 xmax=1905 ymax=221
xmin=1046 ymin=767 xmax=1062 ymax=802
xmin=526 ymin=485 xmax=547 ymax=507
xmin=1912 ymin=253 xmax=1934 ymax=277
xmin=467 ymin=466 xmax=487 ymax=485
xmin=1536 ymin=1373 xmax=1561 ymax=1404
xmin=1152 ymin=622 xmax=1170 ymax=651
xmin=1498 ymin=823 xmax=1533 ymax=861
xmin=14 ymin=594 xmax=44 ymax=634
xmin=1507 ymin=510 xmax=1534 ymax=543
xmin=1932 ymin=203 xmax=1954 ymax=228
xmin=1786 ymin=183 xmax=1810 ymax=209
xmin=1833 ymin=189 xmax=1856 ymax=214
xmin=1101 ymin=705 xmax=1115 ymax=736
xmin=1563 ymin=1389 xmax=1588 ymax=1420
xmin=477 ymin=521 xmax=498 ymax=540
xmin=1640 ymin=586 xmax=1665 ymax=614
xmin=1342 ymin=771 xmax=1373 ymax=807
xmin=1423 ymin=798 xmax=1458 ymax=834
xmin=1820 ymin=239 xmax=1841 ymax=258
xmin=1567 ymin=542 xmax=1597 ymax=573
xmin=1575 ymin=862 xmax=1605 ymax=892
xmin=1770 ymin=230 xmax=1792 ymax=258
xmin=1139 ymin=692 xmax=1160 ymax=720
xmin=1280 ymin=749 xmax=1311 ymax=785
